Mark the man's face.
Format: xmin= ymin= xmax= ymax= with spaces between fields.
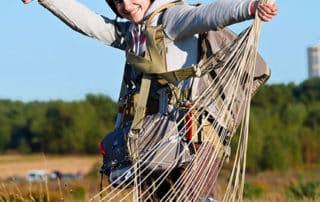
xmin=114 ymin=0 xmax=151 ymax=23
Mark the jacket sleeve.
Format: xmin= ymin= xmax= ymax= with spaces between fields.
xmin=39 ymin=0 xmax=127 ymax=50
xmin=162 ymin=0 xmax=253 ymax=40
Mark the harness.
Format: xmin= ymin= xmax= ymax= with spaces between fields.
xmin=124 ymin=2 xmax=199 ymax=164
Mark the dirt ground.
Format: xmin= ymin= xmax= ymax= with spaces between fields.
xmin=0 ymin=154 xmax=101 ymax=180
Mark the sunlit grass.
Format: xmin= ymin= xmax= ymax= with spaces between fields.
xmin=0 ymin=154 xmax=319 ymax=202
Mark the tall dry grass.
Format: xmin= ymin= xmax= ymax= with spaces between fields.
xmin=0 ymin=154 xmax=319 ymax=201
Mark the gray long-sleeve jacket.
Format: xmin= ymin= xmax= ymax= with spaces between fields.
xmin=40 ymin=0 xmax=262 ymax=130
xmin=40 ymin=0 xmax=253 ymax=72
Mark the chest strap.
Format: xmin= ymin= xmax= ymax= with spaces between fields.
xmin=127 ymin=2 xmax=179 ymax=161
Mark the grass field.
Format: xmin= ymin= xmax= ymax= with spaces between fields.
xmin=0 ymin=154 xmax=319 ymax=201
xmin=0 ymin=154 xmax=101 ymax=180
xmin=0 ymin=154 xmax=103 ymax=201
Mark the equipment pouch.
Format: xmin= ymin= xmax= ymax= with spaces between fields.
xmin=99 ymin=112 xmax=192 ymax=181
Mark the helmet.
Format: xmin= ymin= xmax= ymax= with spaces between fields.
xmin=105 ymin=0 xmax=122 ymax=17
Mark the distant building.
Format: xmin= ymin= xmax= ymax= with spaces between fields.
xmin=307 ymin=42 xmax=320 ymax=78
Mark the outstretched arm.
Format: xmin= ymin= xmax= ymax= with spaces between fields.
xmin=21 ymin=0 xmax=127 ymax=50
xmin=163 ymin=0 xmax=278 ymax=40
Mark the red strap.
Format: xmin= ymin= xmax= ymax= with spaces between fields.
xmin=185 ymin=112 xmax=193 ymax=141
xmin=98 ymin=143 xmax=107 ymax=156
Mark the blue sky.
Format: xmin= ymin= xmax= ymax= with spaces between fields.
xmin=1 ymin=0 xmax=319 ymax=102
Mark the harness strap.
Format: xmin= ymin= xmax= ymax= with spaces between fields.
xmin=159 ymin=65 xmax=201 ymax=83
xmin=131 ymin=74 xmax=152 ymax=130
xmin=126 ymin=25 xmax=167 ymax=75
xmin=115 ymin=79 xmax=127 ymax=129
xmin=146 ymin=2 xmax=178 ymax=26
xmin=157 ymin=87 xmax=169 ymax=114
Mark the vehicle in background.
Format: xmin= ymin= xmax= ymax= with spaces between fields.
xmin=26 ymin=170 xmax=48 ymax=182
xmin=50 ymin=170 xmax=63 ymax=180
xmin=61 ymin=173 xmax=82 ymax=180
xmin=26 ymin=169 xmax=83 ymax=182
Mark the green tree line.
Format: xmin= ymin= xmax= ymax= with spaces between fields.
xmin=246 ymin=77 xmax=320 ymax=171
xmin=0 ymin=78 xmax=319 ymax=171
xmin=0 ymin=94 xmax=117 ymax=154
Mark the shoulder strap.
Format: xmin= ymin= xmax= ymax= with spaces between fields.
xmin=146 ymin=1 xmax=179 ymax=26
